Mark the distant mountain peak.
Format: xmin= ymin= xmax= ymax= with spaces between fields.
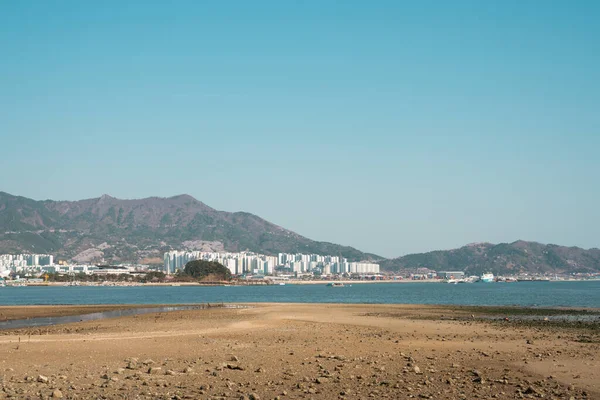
xmin=464 ymin=242 xmax=491 ymax=248
xmin=169 ymin=194 xmax=195 ymax=201
xmin=167 ymin=194 xmax=204 ymax=204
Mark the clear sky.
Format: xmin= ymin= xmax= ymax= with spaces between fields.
xmin=1 ymin=1 xmax=599 ymax=258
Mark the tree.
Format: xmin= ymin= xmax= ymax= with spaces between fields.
xmin=183 ymin=260 xmax=232 ymax=281
xmin=144 ymin=271 xmax=166 ymax=282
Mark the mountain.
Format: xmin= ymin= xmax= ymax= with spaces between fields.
xmin=0 ymin=192 xmax=380 ymax=264
xmin=3 ymin=191 xmax=598 ymax=274
xmin=380 ymin=241 xmax=600 ymax=275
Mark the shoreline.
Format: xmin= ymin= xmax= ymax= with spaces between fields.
xmin=0 ymin=302 xmax=597 ymax=399
xmin=2 ymin=302 xmax=598 ymax=322
xmin=13 ymin=279 xmax=442 ymax=287
xmin=9 ymin=278 xmax=599 ymax=287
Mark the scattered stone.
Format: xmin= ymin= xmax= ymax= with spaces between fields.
xmin=51 ymin=389 xmax=63 ymax=398
xmin=148 ymin=367 xmax=162 ymax=375
xmin=248 ymin=393 xmax=261 ymax=400
xmin=524 ymin=386 xmax=542 ymax=395
xmin=165 ymin=370 xmax=176 ymax=376
xmin=413 ymin=366 xmax=422 ymax=374
xmin=37 ymin=375 xmax=49 ymax=384
xmin=230 ymin=355 xmax=240 ymax=362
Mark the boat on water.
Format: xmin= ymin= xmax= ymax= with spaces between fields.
xmin=6 ymin=282 xmax=26 ymax=287
xmin=326 ymin=282 xmax=345 ymax=287
xmin=480 ymin=273 xmax=495 ymax=283
xmin=278 ymin=282 xmax=286 ymax=286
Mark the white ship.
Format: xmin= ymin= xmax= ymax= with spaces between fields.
xmin=480 ymin=273 xmax=495 ymax=283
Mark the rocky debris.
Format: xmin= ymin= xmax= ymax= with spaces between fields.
xmin=51 ymin=389 xmax=63 ymax=398
xmin=125 ymin=357 xmax=139 ymax=369
xmin=148 ymin=367 xmax=162 ymax=375
xmin=37 ymin=375 xmax=49 ymax=384
xmin=524 ymin=386 xmax=543 ymax=396
xmin=2 ymin=304 xmax=598 ymax=400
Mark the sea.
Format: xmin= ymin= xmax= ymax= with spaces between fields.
xmin=1 ymin=281 xmax=599 ymax=308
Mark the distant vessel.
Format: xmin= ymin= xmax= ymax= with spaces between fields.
xmin=279 ymin=282 xmax=286 ymax=286
xmin=481 ymin=273 xmax=495 ymax=283
xmin=327 ymin=282 xmax=345 ymax=287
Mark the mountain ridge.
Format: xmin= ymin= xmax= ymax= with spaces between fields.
xmin=1 ymin=191 xmax=598 ymax=274
xmin=381 ymin=240 xmax=600 ymax=275
xmin=0 ymin=191 xmax=379 ymax=264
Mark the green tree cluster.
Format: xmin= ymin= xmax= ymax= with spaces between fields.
xmin=183 ymin=260 xmax=232 ymax=281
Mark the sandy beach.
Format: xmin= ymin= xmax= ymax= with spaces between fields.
xmin=0 ymin=303 xmax=598 ymax=399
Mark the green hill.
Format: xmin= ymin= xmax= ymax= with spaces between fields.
xmin=380 ymin=241 xmax=600 ymax=275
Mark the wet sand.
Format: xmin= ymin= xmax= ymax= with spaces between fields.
xmin=0 ymin=304 xmax=598 ymax=399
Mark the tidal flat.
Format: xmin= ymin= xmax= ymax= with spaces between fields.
xmin=0 ymin=303 xmax=598 ymax=399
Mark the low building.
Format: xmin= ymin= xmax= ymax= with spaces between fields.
xmin=436 ymin=271 xmax=465 ymax=279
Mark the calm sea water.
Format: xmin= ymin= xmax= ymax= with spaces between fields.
xmin=0 ymin=281 xmax=598 ymax=308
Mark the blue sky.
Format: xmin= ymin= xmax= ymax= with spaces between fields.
xmin=1 ymin=1 xmax=599 ymax=257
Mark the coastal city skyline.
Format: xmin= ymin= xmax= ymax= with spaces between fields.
xmin=0 ymin=251 xmax=381 ymax=277
xmin=163 ymin=250 xmax=380 ymax=276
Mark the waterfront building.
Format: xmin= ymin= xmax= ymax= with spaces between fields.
xmin=162 ymin=251 xmax=379 ymax=276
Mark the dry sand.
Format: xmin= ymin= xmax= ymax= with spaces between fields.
xmin=0 ymin=304 xmax=598 ymax=399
